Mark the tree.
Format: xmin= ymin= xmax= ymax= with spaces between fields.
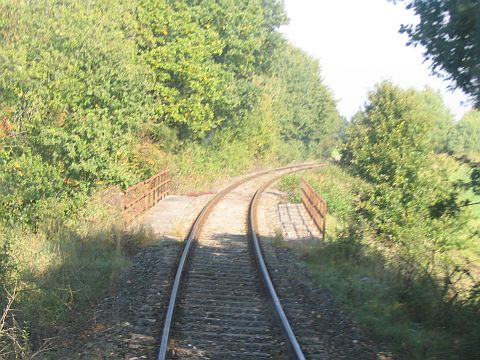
xmin=420 ymin=87 xmax=454 ymax=153
xmin=268 ymin=43 xmax=342 ymax=157
xmin=342 ymin=82 xmax=431 ymax=240
xmin=448 ymin=109 xmax=480 ymax=155
xmin=342 ymin=82 xmax=461 ymax=251
xmin=396 ymin=0 xmax=480 ymax=107
xmin=135 ymin=0 xmax=287 ymax=141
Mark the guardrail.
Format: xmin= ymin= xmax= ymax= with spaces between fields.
xmin=301 ymin=180 xmax=327 ymax=239
xmin=123 ymin=169 xmax=170 ymax=225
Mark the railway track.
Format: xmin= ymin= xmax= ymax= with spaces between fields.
xmin=157 ymin=164 xmax=319 ymax=360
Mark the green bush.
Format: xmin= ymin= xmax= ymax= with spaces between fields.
xmin=278 ymin=174 xmax=302 ymax=203
xmin=307 ymin=165 xmax=356 ymax=220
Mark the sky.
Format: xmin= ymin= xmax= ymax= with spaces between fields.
xmin=280 ymin=0 xmax=473 ymax=120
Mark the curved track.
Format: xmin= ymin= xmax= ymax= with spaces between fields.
xmin=157 ymin=165 xmax=319 ymax=360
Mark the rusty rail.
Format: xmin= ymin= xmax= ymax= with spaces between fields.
xmin=301 ymin=180 xmax=327 ymax=239
xmin=123 ymin=169 xmax=170 ymax=225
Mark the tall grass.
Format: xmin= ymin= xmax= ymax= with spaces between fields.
xmin=0 ymin=188 xmax=155 ymax=357
xmin=304 ymin=234 xmax=480 ymax=359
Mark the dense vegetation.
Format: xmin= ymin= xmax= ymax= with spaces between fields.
xmin=280 ymin=82 xmax=480 ymax=358
xmin=0 ymin=0 xmax=342 ymax=356
xmin=1 ymin=0 xmax=478 ymax=358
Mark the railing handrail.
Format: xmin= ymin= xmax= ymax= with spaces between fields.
xmin=124 ymin=169 xmax=169 ymax=195
xmin=301 ymin=180 xmax=327 ymax=239
xmin=123 ymin=169 xmax=170 ymax=225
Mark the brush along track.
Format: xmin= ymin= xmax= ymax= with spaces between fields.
xmin=158 ymin=165 xmax=317 ymax=360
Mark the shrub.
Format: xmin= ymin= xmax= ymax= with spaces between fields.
xmin=278 ymin=174 xmax=302 ymax=202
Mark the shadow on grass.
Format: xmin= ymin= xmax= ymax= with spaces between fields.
xmin=298 ymin=234 xmax=480 ymax=360
xmin=0 ymin=225 xmax=167 ymax=357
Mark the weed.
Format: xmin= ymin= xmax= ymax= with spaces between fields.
xmin=272 ymin=228 xmax=288 ymax=248
xmin=169 ymin=220 xmax=190 ymax=240
xmin=277 ymin=175 xmax=302 ymax=203
xmin=0 ymin=286 xmax=29 ymax=359
xmin=304 ymin=234 xmax=480 ymax=359
xmin=123 ymin=226 xmax=157 ymax=254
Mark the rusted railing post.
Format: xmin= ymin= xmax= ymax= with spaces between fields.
xmin=301 ymin=180 xmax=328 ymax=239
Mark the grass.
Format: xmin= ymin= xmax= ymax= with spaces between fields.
xmin=301 ymin=237 xmax=480 ymax=359
xmin=0 ymin=188 xmax=159 ymax=358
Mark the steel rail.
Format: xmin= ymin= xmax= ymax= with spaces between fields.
xmin=248 ymin=164 xmax=324 ymax=360
xmin=156 ymin=163 xmax=316 ymax=360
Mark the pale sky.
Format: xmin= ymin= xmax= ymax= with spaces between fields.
xmin=280 ymin=0 xmax=473 ymax=120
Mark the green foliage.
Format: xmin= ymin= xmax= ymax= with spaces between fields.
xmin=278 ymin=165 xmax=357 ymax=234
xmin=0 ymin=0 xmax=153 ymax=226
xmin=454 ymin=163 xmax=480 ymax=203
xmin=342 ymin=82 xmax=430 ymax=242
xmin=0 ymin=150 xmax=64 ymax=225
xmin=343 ymin=82 xmax=431 ymax=181
xmin=190 ymin=0 xmax=287 ymax=76
xmin=420 ymin=87 xmax=454 ymax=153
xmin=308 ymin=165 xmax=356 ymax=221
xmin=134 ymin=0 xmax=287 ymax=140
xmin=268 ymin=43 xmax=343 ymax=157
xmin=135 ymin=0 xmax=227 ymax=139
xmin=448 ymin=109 xmax=480 ymax=155
xmin=342 ymin=82 xmax=466 ymax=261
xmin=397 ymin=0 xmax=480 ymax=107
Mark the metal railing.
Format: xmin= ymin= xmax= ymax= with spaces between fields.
xmin=301 ymin=180 xmax=327 ymax=239
xmin=123 ymin=169 xmax=170 ymax=225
